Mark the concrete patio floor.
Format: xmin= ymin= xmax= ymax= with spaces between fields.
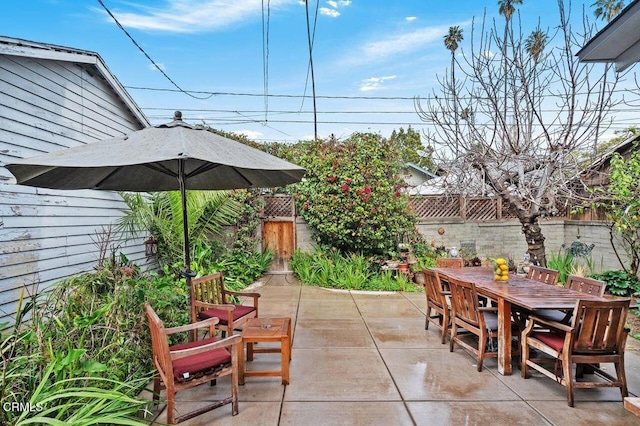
xmin=148 ymin=273 xmax=640 ymax=425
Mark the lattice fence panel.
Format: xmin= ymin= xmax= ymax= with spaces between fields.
xmin=410 ymin=196 xmax=461 ymax=219
xmin=263 ymin=195 xmax=295 ymax=218
xmin=466 ymin=198 xmax=499 ymax=221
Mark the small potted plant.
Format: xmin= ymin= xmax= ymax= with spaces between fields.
xmin=411 ymin=263 xmax=425 ymax=285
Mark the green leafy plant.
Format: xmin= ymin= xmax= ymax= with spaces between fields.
xmin=290 ymin=133 xmax=418 ymax=257
xmin=591 ymin=270 xmax=640 ymax=296
xmin=591 ymin=142 xmax=640 ymax=275
xmin=547 ymin=248 xmax=575 ymax=285
xmin=291 ymin=248 xmax=420 ymax=292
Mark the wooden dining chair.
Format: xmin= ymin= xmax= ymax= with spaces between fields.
xmin=146 ymin=302 xmax=241 ymax=424
xmin=521 ymin=298 xmax=631 ymax=407
xmin=191 ymin=272 xmax=260 ymax=336
xmin=447 ymin=276 xmax=501 ymax=371
xmin=535 ymin=275 xmax=607 ymax=323
xmin=436 ymin=257 xmax=465 ymax=268
xmin=526 ymin=265 xmax=560 ymax=286
xmin=423 ymin=268 xmax=451 ymax=344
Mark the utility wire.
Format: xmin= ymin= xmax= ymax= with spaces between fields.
xmin=262 ymin=0 xmax=271 ymax=121
xmin=305 ymin=0 xmax=319 ymax=140
xmin=96 ymin=0 xmax=212 ymax=100
xmin=299 ymin=0 xmax=319 ymax=112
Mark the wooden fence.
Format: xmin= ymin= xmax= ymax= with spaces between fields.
xmin=263 ymin=194 xmax=575 ymax=221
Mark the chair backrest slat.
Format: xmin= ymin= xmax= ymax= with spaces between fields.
xmin=448 ymin=277 xmax=482 ymax=327
xmin=526 ymin=265 xmax=559 ymax=286
xmin=145 ymin=302 xmax=173 ymax=384
xmin=192 ymin=272 xmax=227 ymax=305
xmin=423 ymin=269 xmax=445 ymax=308
xmin=572 ymin=299 xmax=630 ymax=352
xmin=565 ymin=275 xmax=606 ymax=297
xmin=436 ymin=258 xmax=464 ymax=268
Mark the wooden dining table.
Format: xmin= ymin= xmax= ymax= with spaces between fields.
xmin=433 ymin=266 xmax=608 ymax=375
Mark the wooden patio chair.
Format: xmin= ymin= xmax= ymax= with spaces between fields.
xmin=423 ymin=268 xmax=451 ymax=344
xmin=535 ymin=275 xmax=607 ymax=323
xmin=526 ymin=265 xmax=559 ymax=286
xmin=146 ymin=302 xmax=241 ymax=424
xmin=521 ymin=298 xmax=630 ymax=407
xmin=436 ymin=257 xmax=465 ymax=268
xmin=191 ymin=272 xmax=260 ymax=336
xmin=448 ymin=276 xmax=503 ymax=372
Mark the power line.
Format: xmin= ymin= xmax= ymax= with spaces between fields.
xmin=96 ymin=0 xmax=213 ymax=100
xmin=262 ymin=0 xmax=271 ymax=121
xmin=305 ymin=0 xmax=319 ymax=140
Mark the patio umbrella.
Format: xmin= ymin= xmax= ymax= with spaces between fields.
xmin=6 ymin=111 xmax=305 ymax=309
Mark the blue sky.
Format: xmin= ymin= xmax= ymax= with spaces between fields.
xmin=0 ymin=1 xmax=622 ymax=143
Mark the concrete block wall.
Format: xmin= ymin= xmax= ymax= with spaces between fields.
xmin=294 ymin=217 xmax=625 ymax=273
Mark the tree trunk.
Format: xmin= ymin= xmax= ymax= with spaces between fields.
xmin=521 ymin=219 xmax=546 ymax=267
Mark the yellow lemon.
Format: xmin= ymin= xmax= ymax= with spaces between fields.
xmin=494 ymin=275 xmax=502 ymax=281
xmin=500 ymin=275 xmax=509 ymax=281
xmin=499 ymin=264 xmax=508 ymax=271
xmin=496 ymin=258 xmax=506 ymax=265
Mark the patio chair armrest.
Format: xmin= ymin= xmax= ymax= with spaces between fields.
xmin=170 ymin=334 xmax=242 ymax=361
xmin=529 ymin=314 xmax=574 ymax=332
xmin=164 ymin=317 xmax=220 ymax=335
xmin=479 ymin=307 xmax=498 ymax=313
xmin=193 ymin=301 xmax=236 ymax=312
xmin=224 ymin=290 xmax=261 ymax=303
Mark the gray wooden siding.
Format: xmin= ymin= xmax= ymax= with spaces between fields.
xmin=0 ymin=53 xmax=151 ymax=326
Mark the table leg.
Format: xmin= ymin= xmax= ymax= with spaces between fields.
xmin=497 ymin=298 xmax=512 ymax=375
xmin=281 ymin=335 xmax=290 ymax=385
xmin=247 ymin=341 xmax=254 ymax=361
xmin=238 ymin=340 xmax=246 ymax=385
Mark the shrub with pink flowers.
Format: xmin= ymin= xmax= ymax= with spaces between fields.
xmin=291 ymin=132 xmax=417 ymax=256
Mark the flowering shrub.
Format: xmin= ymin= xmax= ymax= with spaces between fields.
xmin=292 ymin=133 xmax=416 ymax=256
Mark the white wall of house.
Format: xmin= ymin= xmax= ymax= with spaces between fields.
xmin=0 ymin=38 xmax=152 ymax=325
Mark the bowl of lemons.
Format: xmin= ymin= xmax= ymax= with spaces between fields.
xmin=492 ymin=258 xmax=510 ymax=282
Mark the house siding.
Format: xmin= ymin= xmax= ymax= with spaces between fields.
xmin=0 ymin=49 xmax=151 ymax=326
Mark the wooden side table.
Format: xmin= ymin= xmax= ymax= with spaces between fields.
xmin=239 ymin=317 xmax=291 ymax=385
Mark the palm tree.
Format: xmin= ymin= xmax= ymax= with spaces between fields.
xmin=118 ymin=190 xmax=242 ymax=269
xmin=592 ymin=0 xmax=626 ymax=22
xmin=498 ymin=0 xmax=523 ymax=147
xmin=444 ymin=26 xmax=464 ymax=155
xmin=498 ymin=0 xmax=523 ymax=21
xmin=525 ymin=29 xmax=547 ymax=64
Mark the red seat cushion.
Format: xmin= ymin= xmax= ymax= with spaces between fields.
xmin=199 ymin=305 xmax=256 ymax=325
xmin=170 ymin=336 xmax=231 ymax=382
xmin=532 ymin=332 xmax=566 ymax=352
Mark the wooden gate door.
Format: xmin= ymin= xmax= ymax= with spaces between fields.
xmin=262 ymin=221 xmax=294 ymax=263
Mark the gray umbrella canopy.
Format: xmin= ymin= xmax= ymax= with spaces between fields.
xmin=7 ymin=111 xmax=305 ymax=299
xmin=7 ymin=112 xmax=305 ymax=192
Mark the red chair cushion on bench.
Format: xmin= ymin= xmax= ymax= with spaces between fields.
xmin=170 ymin=336 xmax=231 ymax=382
xmin=199 ymin=305 xmax=256 ymax=325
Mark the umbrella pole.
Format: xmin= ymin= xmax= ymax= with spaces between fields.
xmin=178 ymin=159 xmax=195 ymax=322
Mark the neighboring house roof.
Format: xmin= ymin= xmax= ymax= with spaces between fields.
xmin=0 ymin=36 xmax=149 ymax=127
xmin=405 ymin=162 xmax=439 ymax=179
xmin=577 ymin=0 xmax=640 ymax=72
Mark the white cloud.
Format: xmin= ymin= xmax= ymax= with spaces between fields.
xmin=344 ymin=22 xmax=470 ymax=66
xmin=359 ymin=75 xmax=397 ymax=92
xmin=327 ymin=0 xmax=338 ymax=7
xmin=319 ymin=7 xmax=340 ymax=18
xmin=406 ymin=16 xmax=417 ymax=22
xmin=236 ymin=129 xmax=263 ymax=140
xmin=95 ymin=0 xmax=299 ymax=33
xmin=328 ymin=0 xmax=351 ymax=7
xmin=149 ymin=63 xmax=165 ymax=71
